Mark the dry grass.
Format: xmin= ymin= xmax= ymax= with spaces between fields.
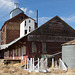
xmin=0 ymin=62 xmax=74 ymax=75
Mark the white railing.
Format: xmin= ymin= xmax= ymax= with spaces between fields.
xmin=59 ymin=58 xmax=67 ymax=71
xmin=25 ymin=58 xmax=48 ymax=72
xmin=24 ymin=57 xmax=67 ymax=72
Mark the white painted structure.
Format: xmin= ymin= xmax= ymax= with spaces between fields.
xmin=24 ymin=57 xmax=67 ymax=72
xmin=13 ymin=50 xmax=14 ymax=59
xmin=59 ymin=58 xmax=67 ymax=71
xmin=10 ymin=8 xmax=24 ymax=18
xmin=7 ymin=50 xmax=9 ymax=59
xmin=20 ymin=17 xmax=36 ymax=37
xmin=25 ymin=58 xmax=48 ymax=72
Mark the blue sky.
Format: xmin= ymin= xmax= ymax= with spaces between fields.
xmin=0 ymin=0 xmax=75 ymax=29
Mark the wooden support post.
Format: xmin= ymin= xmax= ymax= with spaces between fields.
xmin=25 ymin=58 xmax=26 ymax=69
xmin=52 ymin=58 xmax=54 ymax=68
xmin=27 ymin=58 xmax=29 ymax=70
xmin=13 ymin=50 xmax=14 ymax=59
xmin=30 ymin=58 xmax=32 ymax=71
xmin=46 ymin=58 xmax=47 ymax=69
xmin=42 ymin=58 xmax=44 ymax=70
xmin=40 ymin=58 xmax=42 ymax=69
xmin=55 ymin=61 xmax=58 ymax=69
xmin=33 ymin=58 xmax=34 ymax=71
xmin=22 ymin=48 xmax=23 ymax=60
xmin=59 ymin=58 xmax=67 ymax=71
xmin=8 ymin=50 xmax=9 ymax=58
xmin=29 ymin=58 xmax=30 ymax=70
xmin=38 ymin=58 xmax=39 ymax=71
xmin=59 ymin=58 xmax=61 ymax=70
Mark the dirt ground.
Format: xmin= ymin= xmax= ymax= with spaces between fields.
xmin=0 ymin=62 xmax=75 ymax=75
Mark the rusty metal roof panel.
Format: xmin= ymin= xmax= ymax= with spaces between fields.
xmin=62 ymin=39 xmax=75 ymax=46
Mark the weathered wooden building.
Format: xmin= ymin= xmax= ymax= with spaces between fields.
xmin=1 ymin=8 xmax=28 ymax=45
xmin=1 ymin=16 xmax=75 ymax=60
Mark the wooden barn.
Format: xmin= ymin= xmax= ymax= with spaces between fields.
xmin=1 ymin=16 xmax=75 ymax=60
xmin=1 ymin=8 xmax=28 ymax=45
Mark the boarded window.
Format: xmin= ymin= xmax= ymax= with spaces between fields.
xmin=23 ymin=46 xmax=26 ymax=55
xmin=18 ymin=48 xmax=20 ymax=57
xmin=42 ymin=42 xmax=46 ymax=53
xmin=32 ymin=42 xmax=37 ymax=53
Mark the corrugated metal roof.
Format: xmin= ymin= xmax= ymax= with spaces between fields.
xmin=62 ymin=39 xmax=75 ymax=46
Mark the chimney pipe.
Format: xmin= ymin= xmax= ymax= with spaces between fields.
xmin=36 ymin=10 xmax=38 ymax=28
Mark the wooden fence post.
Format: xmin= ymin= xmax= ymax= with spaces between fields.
xmin=25 ymin=58 xmax=26 ymax=69
xmin=33 ymin=58 xmax=34 ymax=71
xmin=55 ymin=61 xmax=58 ymax=70
xmin=46 ymin=58 xmax=47 ymax=69
xmin=30 ymin=58 xmax=32 ymax=70
xmin=38 ymin=58 xmax=39 ymax=71
xmin=27 ymin=58 xmax=29 ymax=70
xmin=52 ymin=58 xmax=54 ymax=68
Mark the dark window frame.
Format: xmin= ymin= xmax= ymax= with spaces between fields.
xmin=25 ymin=21 xmax=26 ymax=26
xmin=29 ymin=26 xmax=31 ymax=32
xmin=25 ymin=30 xmax=27 ymax=34
xmin=29 ymin=20 xmax=31 ymax=23
xmin=20 ymin=16 xmax=23 ymax=20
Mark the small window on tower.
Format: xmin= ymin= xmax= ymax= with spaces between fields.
xmin=29 ymin=26 xmax=31 ymax=32
xmin=20 ymin=16 xmax=23 ymax=20
xmin=25 ymin=30 xmax=27 ymax=34
xmin=29 ymin=20 xmax=31 ymax=23
xmin=25 ymin=21 xmax=26 ymax=26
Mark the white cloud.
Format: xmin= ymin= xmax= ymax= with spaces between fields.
xmin=0 ymin=0 xmax=35 ymax=28
xmin=38 ymin=17 xmax=52 ymax=26
xmin=0 ymin=0 xmax=15 ymax=11
xmin=29 ymin=10 xmax=34 ymax=16
xmin=61 ymin=16 xmax=75 ymax=28
xmin=61 ymin=16 xmax=75 ymax=22
xmin=0 ymin=0 xmax=17 ymax=28
xmin=0 ymin=0 xmax=75 ymax=29
xmin=21 ymin=8 xmax=35 ymax=17
xmin=20 ymin=8 xmax=27 ymax=14
xmin=37 ymin=16 xmax=75 ymax=27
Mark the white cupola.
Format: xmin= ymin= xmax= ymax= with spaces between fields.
xmin=10 ymin=3 xmax=24 ymax=18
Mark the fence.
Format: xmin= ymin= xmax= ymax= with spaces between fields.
xmin=25 ymin=58 xmax=48 ymax=72
xmin=24 ymin=58 xmax=67 ymax=72
xmin=59 ymin=58 xmax=67 ymax=71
